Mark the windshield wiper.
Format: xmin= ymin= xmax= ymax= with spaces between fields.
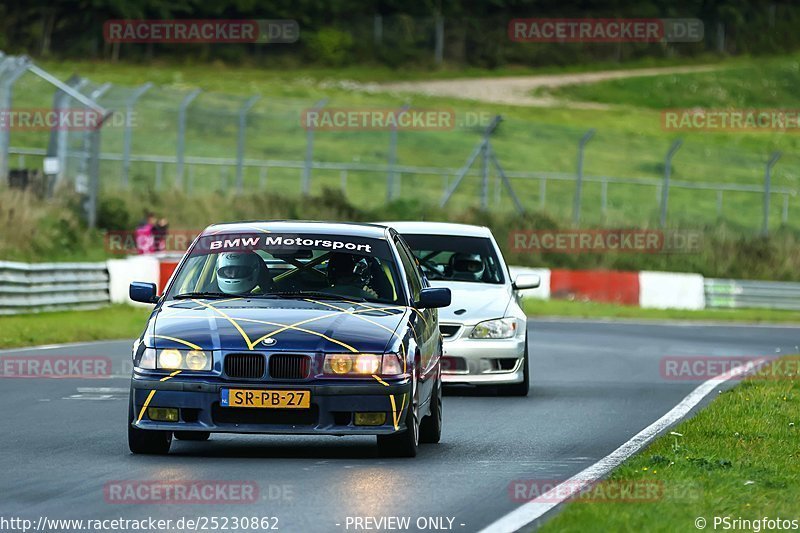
xmin=265 ymin=290 xmax=368 ymax=302
xmin=173 ymin=291 xmax=230 ymax=300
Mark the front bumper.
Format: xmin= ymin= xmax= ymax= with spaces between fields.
xmin=440 ymin=325 xmax=526 ymax=386
xmin=130 ymin=374 xmax=412 ymax=436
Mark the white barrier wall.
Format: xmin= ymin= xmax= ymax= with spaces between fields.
xmin=508 ymin=266 xmax=551 ymax=300
xmin=639 ymin=271 xmax=706 ymax=310
xmin=106 ymin=256 xmax=160 ymax=306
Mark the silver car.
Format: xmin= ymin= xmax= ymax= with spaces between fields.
xmin=381 ymin=222 xmax=540 ymax=396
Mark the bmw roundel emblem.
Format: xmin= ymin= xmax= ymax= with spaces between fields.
xmin=262 ymin=338 xmax=277 ymax=346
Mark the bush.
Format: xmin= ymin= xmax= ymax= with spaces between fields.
xmin=306 ymin=28 xmax=354 ymax=66
xmin=96 ymin=196 xmax=132 ymax=230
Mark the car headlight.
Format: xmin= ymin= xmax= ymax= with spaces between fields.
xmin=470 ymin=318 xmax=518 ymax=339
xmin=323 ymin=353 xmax=404 ymax=377
xmin=135 ymin=348 xmax=212 ymax=371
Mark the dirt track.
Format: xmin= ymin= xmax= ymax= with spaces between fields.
xmin=379 ymin=65 xmax=717 ymax=108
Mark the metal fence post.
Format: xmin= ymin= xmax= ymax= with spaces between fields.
xmin=373 ymin=15 xmax=383 ymax=45
xmin=659 ymin=139 xmax=683 ymax=227
xmin=540 ymin=178 xmax=546 ymax=210
xmin=176 ymin=89 xmax=201 ymax=188
xmin=259 ymin=166 xmax=268 ymax=189
xmin=762 ymin=151 xmax=782 ymax=235
xmin=25 ymin=63 xmax=110 ymax=212
xmin=77 ymin=83 xmax=111 ymax=206
xmin=0 ymin=56 xmax=31 ymax=185
xmin=440 ymin=115 xmax=501 ymax=208
xmin=387 ymin=104 xmax=409 ymax=202
xmin=572 ymin=128 xmax=595 ymax=226
xmin=782 ymin=194 xmax=789 ymax=225
xmin=302 ymin=99 xmax=327 ymax=196
xmin=434 ymin=15 xmax=444 ymax=65
xmin=601 ymin=178 xmax=608 ymax=217
xmin=121 ymin=83 xmax=152 ymax=188
xmin=86 ymin=110 xmax=114 ymax=228
xmin=235 ymin=95 xmax=260 ymax=192
xmin=480 ymin=140 xmax=490 ymax=209
xmin=47 ymin=75 xmax=87 ymax=192
xmin=486 ymin=144 xmax=524 ymax=215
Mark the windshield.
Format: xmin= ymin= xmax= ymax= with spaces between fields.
xmin=401 ymin=234 xmax=505 ymax=284
xmin=165 ymin=232 xmax=403 ymax=304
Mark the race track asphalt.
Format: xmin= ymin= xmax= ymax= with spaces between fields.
xmin=0 ymin=319 xmax=796 ymax=532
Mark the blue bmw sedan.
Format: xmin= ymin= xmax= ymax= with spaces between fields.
xmin=127 ymin=221 xmax=450 ymax=457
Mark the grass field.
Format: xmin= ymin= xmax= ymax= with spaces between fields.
xmin=523 ymin=299 xmax=800 ymax=324
xmin=5 ymin=55 xmax=799 ymax=231
xmin=0 ymin=305 xmax=150 ymax=349
xmin=539 ymin=54 xmax=800 ymax=110
xmin=538 ymin=356 xmax=800 ymax=532
xmin=1 ymin=300 xmax=797 ymax=350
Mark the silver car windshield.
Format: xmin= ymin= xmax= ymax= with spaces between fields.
xmin=401 ymin=234 xmax=504 ymax=284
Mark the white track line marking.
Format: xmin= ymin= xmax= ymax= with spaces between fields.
xmin=479 ymin=358 xmax=770 ymax=533
xmin=529 ymin=317 xmax=800 ymax=328
xmin=0 ymin=339 xmax=130 ymax=354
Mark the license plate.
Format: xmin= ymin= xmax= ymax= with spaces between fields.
xmin=221 ymin=389 xmax=311 ymax=409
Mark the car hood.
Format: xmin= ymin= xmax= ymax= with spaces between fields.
xmin=150 ymin=298 xmax=407 ymax=353
xmin=429 ymin=281 xmax=511 ymax=324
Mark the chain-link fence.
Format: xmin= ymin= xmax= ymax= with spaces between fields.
xmin=1 ymin=52 xmax=797 ymax=234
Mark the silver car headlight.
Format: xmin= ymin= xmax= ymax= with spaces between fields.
xmin=135 ymin=347 xmax=212 ymax=371
xmin=470 ymin=318 xmax=517 ymax=339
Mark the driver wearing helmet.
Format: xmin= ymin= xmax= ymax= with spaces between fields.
xmin=216 ymin=252 xmax=272 ymax=295
xmin=326 ymin=253 xmax=379 ymax=300
xmin=449 ymin=252 xmax=485 ymax=282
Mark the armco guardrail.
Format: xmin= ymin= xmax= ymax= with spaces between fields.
xmin=705 ymin=278 xmax=800 ymax=311
xmin=0 ymin=261 xmax=109 ymax=315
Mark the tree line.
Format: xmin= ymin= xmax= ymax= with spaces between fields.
xmin=1 ymin=0 xmax=798 ymax=67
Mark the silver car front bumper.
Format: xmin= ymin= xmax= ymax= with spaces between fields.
xmin=440 ymin=324 xmax=526 ymax=386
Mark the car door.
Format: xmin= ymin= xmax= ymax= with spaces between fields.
xmin=394 ymin=235 xmax=438 ymax=401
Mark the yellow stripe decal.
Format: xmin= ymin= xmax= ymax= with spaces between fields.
xmin=137 ymin=390 xmax=157 ymax=423
xmin=151 ymin=335 xmax=202 ymax=351
xmin=161 ymin=370 xmax=182 ymax=382
xmin=191 ymin=299 xmax=254 ymax=350
xmin=235 ymin=317 xmax=359 ymax=353
xmin=372 ymin=375 xmax=390 ymax=387
xmin=136 ymin=371 xmax=182 ymax=423
xmin=389 ymin=393 xmax=407 ymax=430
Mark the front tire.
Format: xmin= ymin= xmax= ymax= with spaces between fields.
xmin=377 ymin=381 xmax=419 ymax=457
xmin=128 ymin=393 xmax=172 ymax=455
xmin=419 ymin=377 xmax=442 ymax=444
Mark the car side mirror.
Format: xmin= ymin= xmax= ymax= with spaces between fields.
xmin=415 ymin=287 xmax=451 ymax=309
xmin=512 ymin=274 xmax=540 ymax=291
xmin=130 ymin=282 xmax=160 ymax=304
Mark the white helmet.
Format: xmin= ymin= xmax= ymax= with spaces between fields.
xmin=450 ymin=252 xmax=485 ymax=282
xmin=216 ymin=252 xmax=261 ymax=294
